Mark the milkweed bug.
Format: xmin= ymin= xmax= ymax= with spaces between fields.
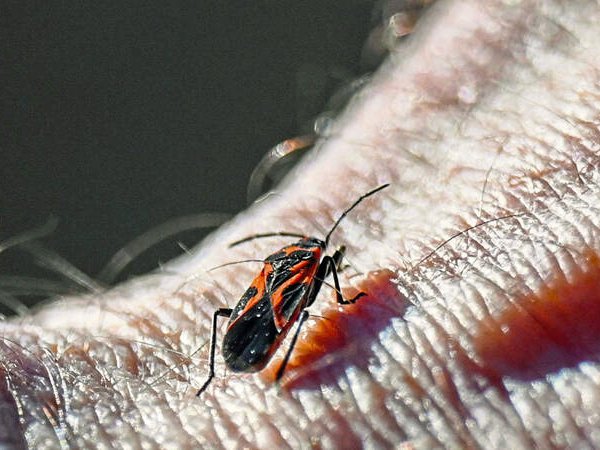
xmin=196 ymin=183 xmax=389 ymax=396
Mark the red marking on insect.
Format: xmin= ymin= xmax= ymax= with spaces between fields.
xmin=260 ymin=268 xmax=406 ymax=390
xmin=196 ymin=184 xmax=389 ymax=396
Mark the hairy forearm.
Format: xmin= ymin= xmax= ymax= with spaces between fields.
xmin=3 ymin=0 xmax=600 ymax=448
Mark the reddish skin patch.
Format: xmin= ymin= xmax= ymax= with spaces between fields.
xmin=123 ymin=347 xmax=140 ymax=376
xmin=261 ymin=269 xmax=406 ymax=389
xmin=474 ymin=251 xmax=600 ymax=380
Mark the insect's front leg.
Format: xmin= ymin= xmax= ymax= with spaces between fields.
xmin=307 ymin=248 xmax=366 ymax=308
xmin=330 ymin=245 xmax=356 ymax=275
xmin=196 ymin=307 xmax=233 ymax=397
xmin=331 ymin=245 xmax=346 ymax=271
xmin=327 ymin=253 xmax=367 ymax=305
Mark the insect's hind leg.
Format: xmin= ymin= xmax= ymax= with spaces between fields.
xmin=275 ymin=309 xmax=310 ymax=384
xmin=196 ymin=307 xmax=232 ymax=397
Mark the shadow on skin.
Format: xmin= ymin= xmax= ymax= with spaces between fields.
xmin=263 ymin=269 xmax=408 ymax=390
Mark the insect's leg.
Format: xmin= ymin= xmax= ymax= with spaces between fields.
xmin=326 ymin=255 xmax=366 ymax=304
xmin=307 ymin=253 xmax=365 ymax=308
xmin=196 ymin=307 xmax=232 ymax=397
xmin=331 ymin=246 xmax=346 ymax=271
xmin=332 ymin=246 xmax=364 ymax=275
xmin=275 ymin=309 xmax=310 ymax=384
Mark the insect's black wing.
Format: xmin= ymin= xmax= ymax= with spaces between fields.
xmin=222 ymin=295 xmax=279 ymax=372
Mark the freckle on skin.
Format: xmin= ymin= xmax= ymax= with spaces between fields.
xmin=124 ymin=349 xmax=140 ymax=376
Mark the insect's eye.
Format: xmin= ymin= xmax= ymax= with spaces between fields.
xmin=305 ymin=238 xmax=324 ymax=248
xmin=288 ymin=249 xmax=314 ymax=261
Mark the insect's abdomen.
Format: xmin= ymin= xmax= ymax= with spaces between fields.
xmin=222 ymin=296 xmax=281 ymax=372
xmin=222 ymin=281 xmax=310 ymax=372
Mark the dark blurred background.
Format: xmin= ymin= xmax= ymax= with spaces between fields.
xmin=1 ymin=1 xmax=377 ymax=291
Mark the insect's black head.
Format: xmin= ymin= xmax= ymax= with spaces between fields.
xmin=297 ymin=236 xmax=326 ymax=250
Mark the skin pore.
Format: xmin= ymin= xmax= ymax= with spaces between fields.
xmin=3 ymin=0 xmax=600 ymax=448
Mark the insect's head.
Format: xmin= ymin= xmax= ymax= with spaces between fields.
xmin=297 ymin=236 xmax=326 ymax=250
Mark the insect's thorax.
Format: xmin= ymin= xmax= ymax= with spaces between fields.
xmin=264 ymin=237 xmax=324 ymax=320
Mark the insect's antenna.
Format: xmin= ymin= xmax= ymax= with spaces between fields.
xmin=207 ymin=259 xmax=264 ymax=271
xmin=229 ymin=232 xmax=306 ymax=248
xmin=325 ymin=183 xmax=390 ymax=246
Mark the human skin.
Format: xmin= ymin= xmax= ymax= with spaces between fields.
xmin=3 ymin=0 xmax=600 ymax=448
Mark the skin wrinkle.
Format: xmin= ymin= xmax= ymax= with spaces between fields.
xmin=442 ymin=347 xmax=510 ymax=443
xmin=372 ymin=378 xmax=407 ymax=443
xmin=411 ymin=323 xmax=477 ymax=449
xmin=340 ymin=372 xmax=375 ymax=442
xmin=366 ymin=384 xmax=404 ymax=447
xmin=372 ymin=344 xmax=419 ymax=439
xmin=413 ymin=290 xmax=525 ymax=434
xmin=0 ymin=364 xmax=28 ymax=449
xmin=40 ymin=351 xmax=69 ymax=448
xmin=0 ymin=0 xmax=600 ymax=448
xmin=537 ymin=384 xmax=574 ymax=448
xmin=384 ymin=378 xmax=428 ymax=444
xmin=335 ymin=374 xmax=375 ymax=447
xmin=548 ymin=382 xmax=591 ymax=447
xmin=3 ymin=344 xmax=72 ymax=448
xmin=404 ymin=323 xmax=475 ymax=448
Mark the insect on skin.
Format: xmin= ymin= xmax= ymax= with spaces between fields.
xmin=196 ymin=183 xmax=389 ymax=396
